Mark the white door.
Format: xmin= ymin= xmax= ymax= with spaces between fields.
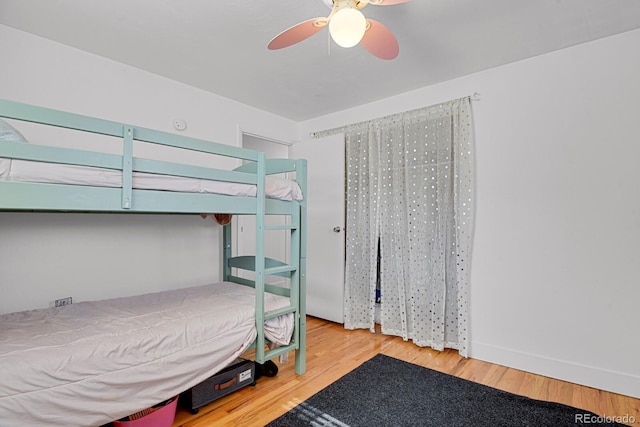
xmin=290 ymin=134 xmax=345 ymax=323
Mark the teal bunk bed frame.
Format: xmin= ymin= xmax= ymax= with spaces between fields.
xmin=0 ymin=98 xmax=307 ymax=375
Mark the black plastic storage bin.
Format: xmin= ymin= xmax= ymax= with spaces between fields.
xmin=179 ymin=358 xmax=255 ymax=414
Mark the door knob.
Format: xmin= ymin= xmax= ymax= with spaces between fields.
xmin=333 ymin=226 xmax=342 ymax=233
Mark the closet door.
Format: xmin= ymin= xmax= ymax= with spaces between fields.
xmin=290 ymin=135 xmax=345 ymax=323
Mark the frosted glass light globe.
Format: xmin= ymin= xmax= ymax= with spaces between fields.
xmin=329 ymin=8 xmax=367 ymax=48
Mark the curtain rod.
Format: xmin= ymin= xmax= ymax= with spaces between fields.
xmin=311 ymin=93 xmax=480 ymax=139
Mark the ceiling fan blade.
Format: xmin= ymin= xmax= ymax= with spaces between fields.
xmin=360 ymin=19 xmax=399 ymax=60
xmin=268 ymin=18 xmax=327 ymax=50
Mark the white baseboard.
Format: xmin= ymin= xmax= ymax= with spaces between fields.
xmin=470 ymin=341 xmax=640 ymax=399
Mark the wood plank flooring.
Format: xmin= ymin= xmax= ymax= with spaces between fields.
xmin=172 ymin=316 xmax=640 ymax=426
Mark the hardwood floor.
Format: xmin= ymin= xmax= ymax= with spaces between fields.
xmin=172 ymin=316 xmax=640 ymax=426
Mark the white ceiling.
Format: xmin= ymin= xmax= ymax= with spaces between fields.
xmin=2 ymin=0 xmax=640 ymax=121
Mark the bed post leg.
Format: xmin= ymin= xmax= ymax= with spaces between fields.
xmin=222 ymin=223 xmax=232 ymax=282
xmin=295 ymin=160 xmax=307 ymax=375
xmin=295 ymin=256 xmax=307 ymax=375
xmin=255 ymin=152 xmax=266 ymax=364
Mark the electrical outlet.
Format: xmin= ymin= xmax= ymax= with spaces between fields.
xmin=54 ymin=297 xmax=73 ymax=307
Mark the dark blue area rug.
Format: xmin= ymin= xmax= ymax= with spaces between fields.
xmin=267 ymin=354 xmax=629 ymax=427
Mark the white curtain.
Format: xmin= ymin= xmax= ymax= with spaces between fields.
xmin=317 ymin=97 xmax=474 ymax=356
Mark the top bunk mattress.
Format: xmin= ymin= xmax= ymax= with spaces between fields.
xmin=0 ymin=116 xmax=303 ymax=202
xmin=0 ymin=281 xmax=294 ymax=427
xmin=1 ymin=158 xmax=303 ymax=201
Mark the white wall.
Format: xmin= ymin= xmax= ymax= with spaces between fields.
xmin=0 ymin=25 xmax=298 ymax=313
xmin=298 ymin=29 xmax=640 ymax=398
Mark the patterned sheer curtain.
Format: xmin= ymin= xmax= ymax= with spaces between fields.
xmin=316 ymin=97 xmax=474 ymax=356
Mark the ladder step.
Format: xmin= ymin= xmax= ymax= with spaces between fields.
xmin=265 ymin=224 xmax=298 ymax=230
xmin=265 ymin=265 xmax=297 ymax=275
xmin=265 ymin=305 xmax=297 ymax=320
xmin=263 ymin=342 xmax=298 ymax=361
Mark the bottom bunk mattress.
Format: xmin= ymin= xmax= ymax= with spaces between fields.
xmin=0 ymin=281 xmax=294 ymax=427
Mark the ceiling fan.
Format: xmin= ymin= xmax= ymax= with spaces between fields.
xmin=267 ymin=0 xmax=411 ymax=60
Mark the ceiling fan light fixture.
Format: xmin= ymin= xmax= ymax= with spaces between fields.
xmin=328 ymin=7 xmax=367 ymax=48
xmin=268 ymin=0 xmax=407 ymax=59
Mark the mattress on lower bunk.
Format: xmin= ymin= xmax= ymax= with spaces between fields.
xmin=0 ymin=281 xmax=294 ymax=427
xmin=1 ymin=159 xmax=304 ymax=201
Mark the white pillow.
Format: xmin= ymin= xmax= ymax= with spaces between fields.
xmin=0 ymin=118 xmax=28 ymax=178
xmin=265 ymin=177 xmax=304 ymax=201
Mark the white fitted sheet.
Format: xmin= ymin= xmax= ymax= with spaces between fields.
xmin=0 ymin=282 xmax=294 ymax=427
xmin=1 ymin=159 xmax=303 ymax=201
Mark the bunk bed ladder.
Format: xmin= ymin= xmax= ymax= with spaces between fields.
xmin=222 ymin=158 xmax=307 ymax=375
xmin=262 ymin=209 xmax=301 ymax=365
